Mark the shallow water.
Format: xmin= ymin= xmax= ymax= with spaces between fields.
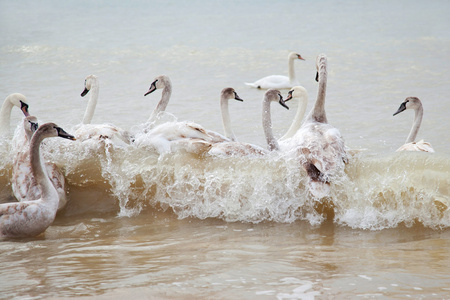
xmin=1 ymin=0 xmax=450 ymax=299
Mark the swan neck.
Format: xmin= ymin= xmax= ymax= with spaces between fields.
xmin=406 ymin=105 xmax=423 ymax=144
xmin=288 ymin=55 xmax=296 ymax=82
xmin=30 ymin=133 xmax=56 ymax=201
xmin=0 ymin=96 xmax=14 ymax=135
xmin=148 ymin=84 xmax=172 ymax=123
xmin=262 ymin=98 xmax=279 ymax=151
xmin=279 ymin=94 xmax=308 ymax=141
xmin=311 ymin=65 xmax=328 ymax=123
xmin=82 ymin=84 xmax=99 ymax=124
xmin=221 ymin=97 xmax=236 ymax=141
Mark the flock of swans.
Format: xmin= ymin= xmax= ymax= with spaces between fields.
xmin=0 ymin=53 xmax=434 ymax=238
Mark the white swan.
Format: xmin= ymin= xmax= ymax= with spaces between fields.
xmin=0 ymin=123 xmax=75 ymax=238
xmin=393 ymin=97 xmax=434 ymax=153
xmin=279 ymin=86 xmax=309 ymax=142
xmin=219 ymin=87 xmax=243 ymax=141
xmin=0 ymin=93 xmax=30 ymax=137
xmin=138 ymin=75 xmax=230 ymax=154
xmin=288 ymin=54 xmax=347 ymax=198
xmin=208 ymin=89 xmax=289 ymax=156
xmin=75 ymin=75 xmax=132 ymax=145
xmin=11 ymin=116 xmax=68 ymax=211
xmin=245 ymin=52 xmax=305 ymax=90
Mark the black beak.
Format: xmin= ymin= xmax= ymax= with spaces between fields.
xmin=144 ymin=80 xmax=158 ymax=96
xmin=393 ymin=102 xmax=407 ymax=116
xmin=30 ymin=121 xmax=39 ymax=133
xmin=81 ymin=88 xmax=89 ymax=97
xmin=20 ymin=100 xmax=30 ymax=117
xmin=315 ymin=71 xmax=319 ymax=82
xmin=278 ymin=94 xmax=289 ymax=110
xmin=234 ymin=92 xmax=244 ymax=102
xmin=56 ymin=127 xmax=76 ymax=140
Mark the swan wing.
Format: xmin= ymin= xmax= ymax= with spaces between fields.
xmin=75 ymin=124 xmax=131 ymax=146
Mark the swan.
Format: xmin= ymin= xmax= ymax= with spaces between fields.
xmin=245 ymin=52 xmax=305 ymax=90
xmin=11 ymin=116 xmax=69 ymax=211
xmin=288 ymin=54 xmax=347 ymax=198
xmin=0 ymin=123 xmax=75 ymax=238
xmin=393 ymin=96 xmax=434 ymax=153
xmin=138 ymin=75 xmax=231 ymax=154
xmin=219 ymin=87 xmax=244 ymax=141
xmin=0 ymin=93 xmax=30 ymax=137
xmin=208 ymin=89 xmax=289 ymax=156
xmin=75 ymin=75 xmax=132 ymax=145
xmin=279 ymin=86 xmax=309 ymax=142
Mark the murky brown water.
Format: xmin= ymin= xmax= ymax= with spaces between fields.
xmin=1 ymin=210 xmax=450 ymax=299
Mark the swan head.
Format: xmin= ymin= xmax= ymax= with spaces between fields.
xmin=315 ymin=54 xmax=327 ymax=82
xmin=5 ymin=93 xmax=30 ymax=117
xmin=393 ymin=97 xmax=422 ymax=116
xmin=289 ymin=52 xmax=305 ymax=61
xmin=81 ymin=75 xmax=98 ymax=97
xmin=221 ymin=87 xmax=243 ymax=102
xmin=23 ymin=116 xmax=39 ymax=140
xmin=144 ymin=75 xmax=172 ymax=96
xmin=266 ymin=89 xmax=289 ymax=110
xmin=35 ymin=123 xmax=76 ymax=141
xmin=285 ymin=86 xmax=308 ymax=102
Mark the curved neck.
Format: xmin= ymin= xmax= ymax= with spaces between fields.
xmin=311 ymin=63 xmax=328 ymax=123
xmin=262 ymin=98 xmax=279 ymax=151
xmin=30 ymin=134 xmax=57 ymax=202
xmin=0 ymin=96 xmax=14 ymax=135
xmin=221 ymin=97 xmax=236 ymax=141
xmin=406 ymin=105 xmax=423 ymax=144
xmin=148 ymin=83 xmax=172 ymax=123
xmin=279 ymin=93 xmax=308 ymax=141
xmin=287 ymin=55 xmax=296 ymax=83
xmin=82 ymin=84 xmax=99 ymax=124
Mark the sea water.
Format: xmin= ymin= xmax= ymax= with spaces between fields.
xmin=0 ymin=0 xmax=449 ymax=299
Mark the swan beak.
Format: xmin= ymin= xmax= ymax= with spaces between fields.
xmin=56 ymin=127 xmax=76 ymax=141
xmin=20 ymin=100 xmax=30 ymax=117
xmin=285 ymin=90 xmax=293 ymax=102
xmin=81 ymin=88 xmax=89 ymax=97
xmin=30 ymin=121 xmax=39 ymax=133
xmin=278 ymin=94 xmax=289 ymax=110
xmin=297 ymin=54 xmax=305 ymax=60
xmin=234 ymin=93 xmax=244 ymax=102
xmin=393 ymin=102 xmax=407 ymax=116
xmin=315 ymin=71 xmax=319 ymax=82
xmin=144 ymin=80 xmax=158 ymax=96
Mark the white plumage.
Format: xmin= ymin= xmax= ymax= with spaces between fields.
xmin=245 ymin=52 xmax=305 ymax=90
